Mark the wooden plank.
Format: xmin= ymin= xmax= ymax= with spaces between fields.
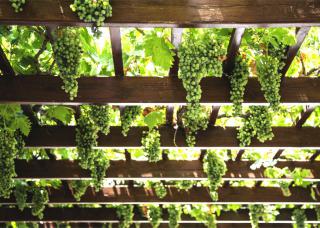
xmin=109 ymin=27 xmax=124 ymax=77
xmin=24 ymin=126 xmax=320 ymax=149
xmin=310 ymin=150 xmax=320 ymax=162
xmin=0 ymin=46 xmax=15 ymax=76
xmin=14 ymin=160 xmax=320 ymax=181
xmin=1 ymin=76 xmax=320 ymax=105
xmin=169 ymin=28 xmax=183 ymax=77
xmin=1 ymin=0 xmax=320 ymax=27
xmin=0 ymin=186 xmax=318 ymax=204
xmin=0 ymin=208 xmax=317 ymax=223
xmin=295 ymin=106 xmax=316 ymax=128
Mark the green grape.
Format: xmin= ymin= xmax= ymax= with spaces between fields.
xmin=142 ymin=128 xmax=161 ymax=162
xmin=121 ymin=106 xmax=142 ymax=136
xmin=168 ymin=205 xmax=181 ymax=228
xmin=174 ymin=180 xmax=195 ymax=191
xmin=70 ymin=0 xmax=112 ymax=37
xmin=14 ymin=181 xmax=28 ymax=211
xmin=249 ymin=205 xmax=265 ymax=228
xmin=90 ymin=105 xmax=112 ymax=135
xmin=9 ymin=0 xmax=26 ymax=12
xmin=228 ymin=55 xmax=250 ymax=115
xmin=153 ymin=182 xmax=167 ymax=199
xmin=279 ymin=181 xmax=291 ymax=197
xmin=76 ymin=106 xmax=99 ymax=169
xmin=52 ymin=28 xmax=82 ymax=100
xmin=292 ymin=208 xmax=306 ymax=228
xmin=31 ymin=187 xmax=49 ymax=219
xmin=237 ymin=106 xmax=274 ymax=147
xmin=69 ymin=180 xmax=90 ymax=201
xmin=91 ymin=151 xmax=110 ymax=191
xmin=205 ymin=151 xmax=226 ymax=201
xmin=116 ymin=205 xmax=134 ymax=228
xmin=178 ymin=33 xmax=225 ymax=146
xmin=256 ymin=55 xmax=282 ymax=111
xmin=206 ymin=213 xmax=217 ymax=228
xmin=148 ymin=205 xmax=162 ymax=228
xmin=268 ymin=41 xmax=287 ymax=70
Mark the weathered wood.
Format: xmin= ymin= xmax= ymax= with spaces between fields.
xmin=14 ymin=160 xmax=320 ymax=181
xmin=109 ymin=27 xmax=124 ymax=77
xmin=169 ymin=28 xmax=183 ymax=77
xmin=1 ymin=0 xmax=320 ymax=27
xmin=0 ymin=186 xmax=318 ymax=204
xmin=24 ymin=126 xmax=320 ymax=149
xmin=295 ymin=106 xmax=316 ymax=128
xmin=0 ymin=46 xmax=15 ymax=76
xmin=1 ymin=76 xmax=320 ymax=105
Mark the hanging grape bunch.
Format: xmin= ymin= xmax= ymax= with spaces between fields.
xmin=9 ymin=0 xmax=26 ymax=12
xmin=70 ymin=0 xmax=112 ymax=36
xmin=121 ymin=106 xmax=142 ymax=136
xmin=52 ymin=28 xmax=82 ymax=100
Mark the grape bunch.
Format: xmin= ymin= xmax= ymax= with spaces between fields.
xmin=91 ymin=150 xmax=110 ymax=190
xmin=256 ymin=55 xmax=282 ymax=111
xmin=249 ymin=205 xmax=265 ymax=228
xmin=90 ymin=105 xmax=112 ymax=135
xmin=116 ymin=205 xmax=134 ymax=228
xmin=14 ymin=182 xmax=28 ymax=211
xmin=70 ymin=180 xmax=90 ymax=201
xmin=31 ymin=187 xmax=49 ymax=219
xmin=148 ymin=205 xmax=162 ymax=228
xmin=9 ymin=0 xmax=26 ymax=12
xmin=268 ymin=41 xmax=287 ymax=70
xmin=142 ymin=128 xmax=161 ymax=162
xmin=153 ymin=182 xmax=167 ymax=199
xmin=121 ymin=106 xmax=142 ymax=136
xmin=237 ymin=106 xmax=274 ymax=147
xmin=178 ymin=33 xmax=225 ymax=146
xmin=228 ymin=55 xmax=250 ymax=116
xmin=70 ymin=0 xmax=112 ymax=36
xmin=292 ymin=208 xmax=306 ymax=228
xmin=168 ymin=205 xmax=181 ymax=228
xmin=53 ymin=28 xmax=82 ymax=100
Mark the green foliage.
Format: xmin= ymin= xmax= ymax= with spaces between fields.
xmin=144 ymin=111 xmax=165 ymax=130
xmin=292 ymin=208 xmax=306 ymax=228
xmin=45 ymin=106 xmax=74 ymax=125
xmin=147 ymin=182 xmax=167 ymax=199
xmin=9 ymin=0 xmax=26 ymax=12
xmin=69 ymin=180 xmax=90 ymax=201
xmin=53 ymin=28 xmax=82 ymax=100
xmin=204 ymin=151 xmax=226 ymax=201
xmin=141 ymin=128 xmax=161 ymax=162
xmin=174 ymin=180 xmax=195 ymax=191
xmin=237 ymin=106 xmax=274 ymax=147
xmin=148 ymin=205 xmax=162 ymax=228
xmin=143 ymin=31 xmax=175 ymax=70
xmin=228 ymin=55 xmax=250 ymax=115
xmin=31 ymin=187 xmax=49 ymax=219
xmin=14 ymin=182 xmax=28 ymax=211
xmin=167 ymin=205 xmax=181 ymax=228
xmin=249 ymin=205 xmax=265 ymax=228
xmin=121 ymin=106 xmax=142 ymax=136
xmin=116 ymin=205 xmax=134 ymax=228
xmin=187 ymin=205 xmax=217 ymax=228
xmin=90 ymin=105 xmax=112 ymax=135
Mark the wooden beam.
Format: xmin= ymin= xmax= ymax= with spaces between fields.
xmin=1 ymin=0 xmax=320 ymax=27
xmin=273 ymin=149 xmax=285 ymax=159
xmin=0 ymin=208 xmax=317 ymax=223
xmin=0 ymin=186 xmax=318 ymax=204
xmin=1 ymin=76 xmax=320 ymax=105
xmin=14 ymin=160 xmax=320 ymax=181
xmin=24 ymin=126 xmax=320 ymax=149
xmin=0 ymin=46 xmax=15 ymax=76
xmin=295 ymin=106 xmax=316 ymax=128
xmin=169 ymin=28 xmax=183 ymax=77
xmin=310 ymin=150 xmax=320 ymax=162
xmin=235 ymin=149 xmax=245 ymax=161
xmin=109 ymin=27 xmax=124 ymax=77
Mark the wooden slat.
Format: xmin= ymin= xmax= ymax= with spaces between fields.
xmin=0 ymin=208 xmax=317 ymax=223
xmin=1 ymin=0 xmax=320 ymax=27
xmin=109 ymin=27 xmax=124 ymax=77
xmin=295 ymin=106 xmax=316 ymax=128
xmin=235 ymin=149 xmax=245 ymax=161
xmin=24 ymin=126 xmax=320 ymax=149
xmin=169 ymin=28 xmax=183 ymax=77
xmin=310 ymin=150 xmax=320 ymax=162
xmin=14 ymin=160 xmax=320 ymax=181
xmin=0 ymin=186 xmax=318 ymax=204
xmin=0 ymin=46 xmax=15 ymax=76
xmin=1 ymin=76 xmax=320 ymax=105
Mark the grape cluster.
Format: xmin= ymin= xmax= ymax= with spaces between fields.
xmin=53 ymin=28 xmax=82 ymax=100
xmin=249 ymin=205 xmax=265 ymax=228
xmin=268 ymin=41 xmax=287 ymax=70
xmin=31 ymin=187 xmax=49 ymax=219
xmin=292 ymin=208 xmax=306 ymax=228
xmin=142 ymin=128 xmax=161 ymax=162
xmin=116 ymin=205 xmax=134 ymax=228
xmin=153 ymin=182 xmax=167 ymax=199
xmin=90 ymin=105 xmax=112 ymax=135
xmin=228 ymin=55 xmax=250 ymax=115
xmin=256 ymin=55 xmax=282 ymax=111
xmin=14 ymin=182 xmax=28 ymax=211
xmin=237 ymin=106 xmax=274 ymax=147
xmin=70 ymin=180 xmax=90 ymax=201
xmin=70 ymin=0 xmax=112 ymax=36
xmin=9 ymin=0 xmax=26 ymax=12
xmin=121 ymin=106 xmax=142 ymax=136
xmin=148 ymin=205 xmax=162 ymax=228
xmin=91 ymin=151 xmax=110 ymax=190
xmin=168 ymin=205 xmax=181 ymax=228
xmin=205 ymin=151 xmax=226 ymax=201
xmin=174 ymin=180 xmax=195 ymax=191
xmin=207 ymin=213 xmax=217 ymax=228
xmin=178 ymin=33 xmax=225 ymax=146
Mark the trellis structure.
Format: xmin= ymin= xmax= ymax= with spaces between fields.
xmin=1 ymin=0 xmax=320 ymax=226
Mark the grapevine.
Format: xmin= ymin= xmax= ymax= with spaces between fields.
xmin=31 ymin=187 xmax=49 ymax=219
xmin=70 ymin=180 xmax=90 ymax=201
xmin=204 ymin=151 xmax=226 ymax=201
xmin=292 ymin=208 xmax=306 ymax=228
xmin=52 ymin=28 xmax=82 ymax=100
xmin=91 ymin=151 xmax=110 ymax=191
xmin=141 ymin=128 xmax=161 ymax=162
xmin=249 ymin=205 xmax=265 ymax=228
xmin=237 ymin=106 xmax=274 ymax=147
xmin=178 ymin=32 xmax=225 ymax=146
xmin=121 ymin=106 xmax=142 ymax=136
xmin=228 ymin=55 xmax=250 ymax=115
xmin=256 ymin=55 xmax=282 ymax=111
xmin=14 ymin=182 xmax=28 ymax=211
xmin=168 ymin=205 xmax=181 ymax=228
xmin=70 ymin=0 xmax=112 ymax=37
xmin=116 ymin=205 xmax=134 ymax=228
xmin=9 ymin=0 xmax=26 ymax=12
xmin=148 ymin=205 xmax=162 ymax=228
xmin=90 ymin=105 xmax=112 ymax=135
xmin=151 ymin=182 xmax=167 ymax=199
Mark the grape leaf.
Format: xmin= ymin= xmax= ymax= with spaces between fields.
xmin=46 ymin=106 xmax=74 ymax=124
xmin=144 ymin=111 xmax=165 ymax=130
xmin=10 ymin=116 xmax=31 ymax=136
